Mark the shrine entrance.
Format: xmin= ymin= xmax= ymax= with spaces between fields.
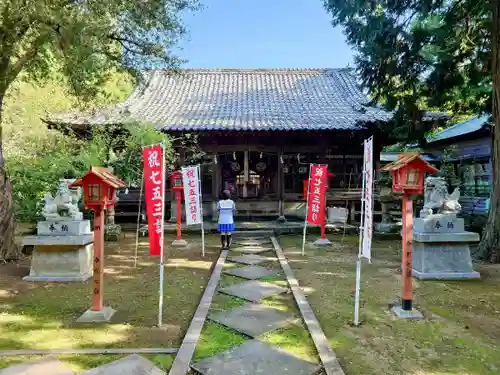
xmin=219 ymin=151 xmax=278 ymax=199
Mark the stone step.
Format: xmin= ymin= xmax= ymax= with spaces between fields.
xmin=81 ymin=354 xmax=164 ymax=375
xmin=0 ymin=356 xmax=74 ymax=375
xmin=233 ymin=230 xmax=274 ymax=238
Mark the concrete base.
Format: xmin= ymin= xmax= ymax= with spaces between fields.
xmin=76 ymin=306 xmax=116 ymax=323
xmin=23 ymin=244 xmax=93 ymax=283
xmin=23 ymin=274 xmax=92 ymax=282
xmin=391 ymin=305 xmax=424 ymax=319
xmin=412 ymin=240 xmax=480 ymax=280
xmin=412 ymin=269 xmax=480 ymax=280
xmin=313 ymin=238 xmax=332 ymax=246
xmin=276 ymin=216 xmax=287 ymax=223
xmin=171 ymin=239 xmax=189 ymax=247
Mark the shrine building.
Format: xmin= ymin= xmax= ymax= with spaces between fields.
xmin=47 ymin=68 xmax=398 ymax=222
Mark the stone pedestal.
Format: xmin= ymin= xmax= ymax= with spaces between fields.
xmin=412 ymin=214 xmax=480 ymax=280
xmin=22 ymin=220 xmax=94 ymax=282
xmin=171 ymin=239 xmax=189 ymax=248
xmin=313 ymin=238 xmax=332 ymax=246
xmin=76 ymin=306 xmax=116 ymax=323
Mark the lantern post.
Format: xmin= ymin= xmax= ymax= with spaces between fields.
xmin=380 ymin=153 xmax=438 ymax=319
xmin=70 ymin=167 xmax=127 ymax=323
xmin=170 ymin=171 xmax=188 ymax=247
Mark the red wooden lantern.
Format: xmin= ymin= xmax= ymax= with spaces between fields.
xmin=70 ymin=167 xmax=126 ymax=321
xmin=169 ymin=170 xmax=184 ymax=242
xmin=380 ymin=153 xmax=438 ymax=195
xmin=70 ymin=167 xmax=127 ymax=210
xmin=170 ymin=170 xmax=183 ymax=191
xmin=380 ymin=153 xmax=438 ymax=317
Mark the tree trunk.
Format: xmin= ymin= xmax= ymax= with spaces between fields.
xmin=476 ymin=1 xmax=500 ymax=263
xmin=0 ymin=94 xmax=20 ymax=261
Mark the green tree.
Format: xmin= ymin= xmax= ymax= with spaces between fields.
xmin=324 ymin=0 xmax=500 ymax=262
xmin=0 ymin=0 xmax=198 ymax=260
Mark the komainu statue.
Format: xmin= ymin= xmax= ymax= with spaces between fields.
xmin=42 ymin=179 xmax=83 ymax=221
xmin=420 ymin=176 xmax=461 ymax=217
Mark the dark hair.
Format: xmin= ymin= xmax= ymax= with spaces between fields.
xmin=221 ymin=190 xmax=231 ymax=200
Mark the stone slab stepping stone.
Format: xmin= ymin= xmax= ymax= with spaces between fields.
xmin=230 ymin=246 xmax=274 ymax=254
xmin=235 ymin=239 xmax=271 ymax=246
xmin=227 ymin=254 xmax=272 ymax=265
xmin=0 ymin=356 xmax=74 ymax=375
xmin=191 ymin=339 xmax=322 ymax=375
xmin=224 ymin=265 xmax=276 ymax=280
xmin=81 ymin=354 xmax=164 ymax=375
xmin=209 ymin=303 xmax=296 ymax=337
xmin=219 ymin=280 xmax=288 ymax=302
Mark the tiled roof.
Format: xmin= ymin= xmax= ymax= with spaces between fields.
xmin=380 ymin=152 xmax=436 ymax=162
xmin=427 ymin=114 xmax=491 ymax=143
xmin=71 ymin=167 xmax=127 ymax=189
xmin=380 ymin=152 xmax=438 ymax=173
xmin=46 ymin=68 xmax=393 ymax=131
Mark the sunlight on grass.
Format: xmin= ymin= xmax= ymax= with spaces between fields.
xmin=279 ymin=234 xmax=500 ymax=375
xmin=194 ymin=322 xmax=247 ymax=361
xmin=260 ymin=325 xmax=318 ymax=363
xmin=0 ymin=235 xmax=221 ymax=372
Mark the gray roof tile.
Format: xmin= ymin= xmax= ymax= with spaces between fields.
xmin=427 ymin=114 xmax=491 ymax=143
xmin=47 ymin=68 xmax=393 ymax=131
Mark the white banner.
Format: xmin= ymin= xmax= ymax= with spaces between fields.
xmin=181 ymin=166 xmax=202 ymax=226
xmin=361 ymin=137 xmax=373 ymax=260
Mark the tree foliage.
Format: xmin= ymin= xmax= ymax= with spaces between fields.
xmin=0 ymin=0 xmax=198 ymax=260
xmin=325 ymin=0 xmax=490 ymax=140
xmin=0 ymin=0 xmax=199 ymax=98
xmin=324 ymin=0 xmax=500 ymax=262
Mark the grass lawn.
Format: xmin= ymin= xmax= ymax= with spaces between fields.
xmin=0 ymin=233 xmax=221 ymax=373
xmin=279 ymin=234 xmax=500 ymax=375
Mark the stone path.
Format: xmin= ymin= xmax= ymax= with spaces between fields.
xmin=188 ymin=231 xmax=330 ymax=375
xmin=0 ymin=354 xmax=166 ymax=375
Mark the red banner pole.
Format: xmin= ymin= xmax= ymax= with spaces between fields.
xmin=91 ymin=208 xmax=105 ymax=311
xmin=176 ymin=190 xmax=182 ymax=241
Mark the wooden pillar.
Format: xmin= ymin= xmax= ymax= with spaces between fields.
xmin=91 ymin=209 xmax=105 ymax=311
xmin=212 ymin=152 xmax=221 ymax=222
xmin=277 ymin=148 xmax=286 ymax=222
xmin=243 ymin=150 xmax=249 ymax=198
xmin=211 ymin=153 xmax=218 ymax=221
xmin=349 ymin=200 xmax=356 ymax=223
xmin=401 ymin=194 xmax=413 ymax=311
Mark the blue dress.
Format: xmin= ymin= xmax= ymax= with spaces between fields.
xmin=217 ymin=199 xmax=235 ymax=233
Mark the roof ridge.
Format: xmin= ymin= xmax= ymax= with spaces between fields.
xmin=142 ymin=68 xmax=353 ymax=74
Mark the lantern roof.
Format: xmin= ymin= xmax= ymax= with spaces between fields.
xmin=380 ymin=152 xmax=438 ymax=173
xmin=70 ymin=166 xmax=127 ymax=188
xmin=169 ymin=170 xmax=182 ymax=177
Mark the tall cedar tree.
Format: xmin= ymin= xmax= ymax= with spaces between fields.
xmin=0 ymin=0 xmax=198 ymax=260
xmin=324 ymin=0 xmax=500 ymax=262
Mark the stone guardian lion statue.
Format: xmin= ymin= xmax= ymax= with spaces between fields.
xmin=42 ymin=179 xmax=83 ymax=221
xmin=420 ymin=176 xmax=461 ymax=217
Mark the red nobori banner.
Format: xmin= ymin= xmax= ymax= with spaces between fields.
xmin=306 ymin=164 xmax=328 ymax=225
xmin=143 ymin=145 xmax=165 ymax=256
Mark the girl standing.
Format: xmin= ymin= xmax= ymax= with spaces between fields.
xmin=217 ymin=190 xmax=236 ymax=249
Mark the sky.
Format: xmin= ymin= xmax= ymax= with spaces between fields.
xmin=177 ymin=0 xmax=354 ymax=69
